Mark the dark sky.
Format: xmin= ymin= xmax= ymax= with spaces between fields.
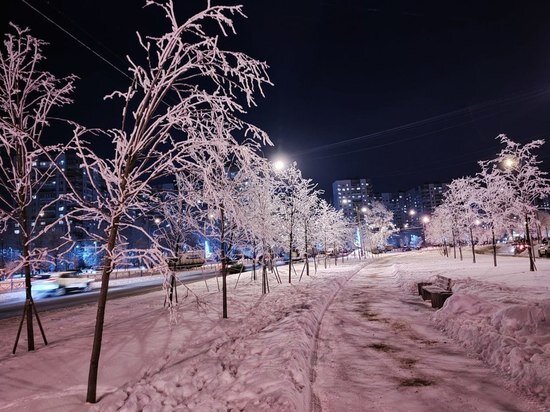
xmin=2 ymin=0 xmax=550 ymax=198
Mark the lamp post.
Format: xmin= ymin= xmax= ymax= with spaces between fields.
xmin=407 ymin=209 xmax=416 ymax=247
xmin=421 ymin=215 xmax=430 ymax=247
xmin=342 ymin=198 xmax=367 ymax=258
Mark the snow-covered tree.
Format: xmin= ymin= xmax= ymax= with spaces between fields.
xmin=0 ymin=25 xmax=76 ymax=352
xmin=70 ymin=2 xmax=272 ymax=402
xmin=193 ymin=145 xmax=264 ymax=318
xmin=273 ymin=162 xmax=306 ymax=282
xmin=315 ymin=200 xmax=349 ymax=268
xmin=475 ymin=163 xmax=518 ymax=266
xmin=151 ymin=174 xmax=201 ymax=307
xmin=480 ymin=135 xmax=550 ymax=271
xmin=425 ymin=204 xmax=453 ymax=256
xmin=238 ymin=158 xmax=282 ymax=293
xmin=443 ymin=177 xmax=480 ymax=262
xmin=361 ymin=201 xmax=396 ymax=254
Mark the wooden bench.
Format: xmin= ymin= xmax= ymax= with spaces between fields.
xmin=418 ymin=275 xmax=453 ymax=309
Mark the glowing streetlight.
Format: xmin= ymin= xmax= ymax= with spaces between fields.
xmin=474 ymin=219 xmax=481 ymax=226
xmin=409 ymin=209 xmax=416 ymax=216
xmin=421 ymin=215 xmax=430 ymax=224
xmin=154 ymin=217 xmax=161 ymax=225
xmin=272 ymin=159 xmax=286 ymax=171
xmin=503 ymin=157 xmax=517 ymax=169
xmin=361 ymin=206 xmax=368 ymax=213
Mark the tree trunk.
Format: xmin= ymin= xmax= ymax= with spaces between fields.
xmin=220 ymin=206 xmax=228 ymax=317
xmin=87 ymin=215 xmax=120 ymax=403
xmin=21 ymin=215 xmax=35 ymax=352
xmin=452 ymin=230 xmax=457 ymax=259
xmin=261 ymin=242 xmax=267 ymax=294
xmin=491 ymin=227 xmax=497 ymax=267
xmin=288 ymin=210 xmax=294 ymax=283
xmin=324 ymin=234 xmax=327 ymax=269
xmin=252 ymin=240 xmax=257 ymax=281
xmin=168 ymin=242 xmax=180 ymax=305
xmin=304 ymin=223 xmax=309 ymax=277
xmin=334 ymin=242 xmax=337 ymax=266
xmin=470 ymin=227 xmax=476 ymax=263
xmin=525 ymin=213 xmax=536 ymax=271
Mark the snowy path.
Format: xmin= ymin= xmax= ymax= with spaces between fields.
xmin=311 ymin=256 xmax=544 ymax=412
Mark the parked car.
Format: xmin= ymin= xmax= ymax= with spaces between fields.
xmin=32 ymin=271 xmax=93 ymax=297
xmin=538 ymin=238 xmax=549 ymax=257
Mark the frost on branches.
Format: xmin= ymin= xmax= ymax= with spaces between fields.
xmin=71 ymin=1 xmax=272 ymax=403
xmin=480 ymin=135 xmax=550 ymax=271
xmin=0 ymin=25 xmax=76 ymax=352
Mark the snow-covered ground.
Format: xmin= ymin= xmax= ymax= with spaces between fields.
xmin=0 ymin=251 xmax=548 ymax=411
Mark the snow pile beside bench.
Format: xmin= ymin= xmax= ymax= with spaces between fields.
xmin=432 ymin=280 xmax=550 ymax=406
xmin=393 ymin=263 xmax=550 ymax=407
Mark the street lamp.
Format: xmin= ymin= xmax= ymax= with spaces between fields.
xmin=342 ymin=199 xmax=367 ymax=257
xmin=503 ymin=157 xmax=518 ymax=170
xmin=421 ymin=215 xmax=430 ymax=246
xmin=273 ymin=160 xmax=285 ymax=172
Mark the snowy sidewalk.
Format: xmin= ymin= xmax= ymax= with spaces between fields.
xmin=312 ymin=256 xmax=544 ymax=411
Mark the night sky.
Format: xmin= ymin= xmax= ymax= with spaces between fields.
xmin=2 ymin=1 xmax=550 ymax=198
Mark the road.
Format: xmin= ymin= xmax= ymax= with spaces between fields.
xmin=0 ymin=265 xmax=259 ymax=320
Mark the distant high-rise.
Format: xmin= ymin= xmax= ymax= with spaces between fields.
xmin=332 ymin=178 xmax=373 ymax=221
xmin=374 ymin=182 xmax=447 ymax=228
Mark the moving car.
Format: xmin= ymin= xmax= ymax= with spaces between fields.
xmin=32 ymin=271 xmax=94 ymax=297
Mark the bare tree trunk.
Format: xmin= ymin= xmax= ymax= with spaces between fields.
xmin=21 ymin=207 xmax=35 ymax=351
xmin=220 ymin=206 xmax=228 ymax=317
xmin=470 ymin=227 xmax=476 ymax=263
xmin=168 ymin=242 xmax=180 ymax=306
xmin=252 ymin=240 xmax=257 ymax=281
xmin=87 ymin=215 xmax=120 ymax=403
xmin=452 ymin=230 xmax=457 ymax=259
xmin=525 ymin=213 xmax=536 ymax=271
xmin=334 ymin=242 xmax=337 ymax=266
xmin=304 ymin=223 xmax=309 ymax=277
xmin=261 ymin=242 xmax=267 ymax=294
xmin=491 ymin=227 xmax=497 ymax=267
xmin=288 ymin=209 xmax=294 ymax=283
xmin=324 ymin=234 xmax=327 ymax=269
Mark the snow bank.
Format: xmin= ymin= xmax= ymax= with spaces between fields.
xmin=433 ymin=280 xmax=550 ymax=405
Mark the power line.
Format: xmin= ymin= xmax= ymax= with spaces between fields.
xmin=296 ymin=87 xmax=550 ymax=156
xmin=20 ymin=0 xmax=131 ymax=81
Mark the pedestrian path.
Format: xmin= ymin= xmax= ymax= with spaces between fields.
xmin=311 ymin=257 xmax=543 ymax=412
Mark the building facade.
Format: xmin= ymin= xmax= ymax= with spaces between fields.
xmin=332 ymin=178 xmax=374 ymax=221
